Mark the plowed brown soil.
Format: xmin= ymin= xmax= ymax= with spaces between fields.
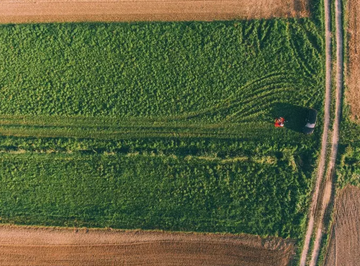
xmin=0 ymin=0 xmax=309 ymax=23
xmin=325 ymin=186 xmax=360 ymax=266
xmin=346 ymin=0 xmax=360 ymax=121
xmin=0 ymin=225 xmax=295 ymax=266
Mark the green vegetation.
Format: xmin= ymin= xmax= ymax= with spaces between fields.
xmin=337 ymin=124 xmax=360 ymax=188
xmin=0 ymin=20 xmax=322 ymax=120
xmin=0 ymin=18 xmax=324 ymax=239
xmin=338 ymin=145 xmax=360 ymax=186
xmin=0 ymin=137 xmax=317 ymax=238
xmin=337 ymin=100 xmax=360 ymax=188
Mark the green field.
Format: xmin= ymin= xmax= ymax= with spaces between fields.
xmin=0 ymin=18 xmax=324 ymax=239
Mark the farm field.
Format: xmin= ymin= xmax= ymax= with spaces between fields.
xmin=0 ymin=226 xmax=295 ymax=266
xmin=0 ymin=19 xmax=325 ymax=241
xmin=324 ymin=186 xmax=360 ymax=266
xmin=0 ymin=0 xmax=310 ymax=23
xmin=345 ymin=0 xmax=360 ymax=121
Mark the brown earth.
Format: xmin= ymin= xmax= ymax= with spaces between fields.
xmin=0 ymin=0 xmax=309 ymax=23
xmin=0 ymin=225 xmax=295 ymax=266
xmin=346 ymin=0 xmax=360 ymax=121
xmin=325 ymin=186 xmax=360 ymax=266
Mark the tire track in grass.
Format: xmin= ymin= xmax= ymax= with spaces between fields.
xmin=0 ymin=73 xmax=298 ymax=131
xmin=168 ymin=72 xmax=292 ymax=121
xmin=224 ymin=88 xmax=296 ymax=122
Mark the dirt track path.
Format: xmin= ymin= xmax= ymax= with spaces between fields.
xmin=299 ymin=0 xmax=332 ymax=264
xmin=0 ymin=0 xmax=308 ymax=23
xmin=0 ymin=226 xmax=295 ymax=266
xmin=300 ymin=0 xmax=344 ymax=265
xmin=309 ymin=0 xmax=344 ymax=264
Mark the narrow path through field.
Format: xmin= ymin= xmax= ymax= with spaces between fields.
xmin=299 ymin=0 xmax=332 ymax=263
xmin=309 ymin=0 xmax=344 ymax=264
xmin=300 ymin=0 xmax=344 ymax=264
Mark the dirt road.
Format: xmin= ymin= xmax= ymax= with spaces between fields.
xmin=300 ymin=0 xmax=344 ymax=265
xmin=0 ymin=225 xmax=295 ymax=266
xmin=309 ymin=0 xmax=344 ymax=264
xmin=299 ymin=0 xmax=333 ymax=264
xmin=0 ymin=0 xmax=309 ymax=23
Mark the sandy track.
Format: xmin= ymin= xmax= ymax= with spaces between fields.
xmin=299 ymin=0 xmax=333 ymax=264
xmin=300 ymin=0 xmax=345 ymax=264
xmin=308 ymin=0 xmax=344 ymax=264
xmin=324 ymin=186 xmax=360 ymax=266
xmin=299 ymin=0 xmax=344 ymax=264
xmin=0 ymin=226 xmax=295 ymax=266
xmin=0 ymin=0 xmax=309 ymax=23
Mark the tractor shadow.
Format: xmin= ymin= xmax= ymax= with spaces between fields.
xmin=271 ymin=103 xmax=309 ymax=133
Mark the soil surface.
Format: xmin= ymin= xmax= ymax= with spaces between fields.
xmin=346 ymin=0 xmax=360 ymax=121
xmin=0 ymin=225 xmax=295 ymax=266
xmin=325 ymin=186 xmax=360 ymax=266
xmin=0 ymin=0 xmax=309 ymax=23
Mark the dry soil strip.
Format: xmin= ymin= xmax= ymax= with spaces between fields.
xmin=0 ymin=225 xmax=295 ymax=266
xmin=0 ymin=0 xmax=308 ymax=23
xmin=324 ymin=186 xmax=360 ymax=266
xmin=309 ymin=0 xmax=344 ymax=264
xmin=299 ymin=0 xmax=333 ymax=264
xmin=346 ymin=0 xmax=360 ymax=121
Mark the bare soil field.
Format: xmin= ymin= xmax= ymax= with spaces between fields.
xmin=0 ymin=0 xmax=309 ymax=23
xmin=325 ymin=186 xmax=360 ymax=266
xmin=0 ymin=225 xmax=295 ymax=266
xmin=346 ymin=0 xmax=360 ymax=121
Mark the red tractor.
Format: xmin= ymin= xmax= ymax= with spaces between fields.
xmin=274 ymin=117 xmax=285 ymax=127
